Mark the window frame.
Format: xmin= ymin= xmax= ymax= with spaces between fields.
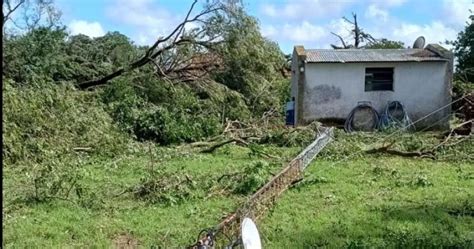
xmin=365 ymin=67 xmax=394 ymax=92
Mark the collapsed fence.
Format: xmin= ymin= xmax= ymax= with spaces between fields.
xmin=188 ymin=127 xmax=334 ymax=248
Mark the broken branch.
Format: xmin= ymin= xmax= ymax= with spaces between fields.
xmin=77 ymin=1 xmax=224 ymax=89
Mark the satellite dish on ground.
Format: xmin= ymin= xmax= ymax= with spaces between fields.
xmin=413 ymin=36 xmax=425 ymax=49
xmin=241 ymin=218 xmax=262 ymax=249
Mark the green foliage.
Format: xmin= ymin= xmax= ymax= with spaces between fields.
xmin=4 ymin=3 xmax=471 ymax=247
xmin=218 ymin=160 xmax=276 ymax=195
xmin=3 ymin=80 xmax=127 ymax=204
xmin=65 ymin=32 xmax=141 ymax=82
xmin=3 ymin=2 xmax=290 ymax=146
xmin=134 ymin=170 xmax=198 ymax=205
xmin=3 ymin=28 xmax=142 ymax=86
xmin=3 ymin=27 xmax=71 ymax=83
xmin=453 ymin=79 xmax=474 ymax=97
xmin=365 ymin=38 xmax=405 ymax=49
xmin=209 ymin=7 xmax=289 ymax=115
xmin=3 ymin=144 xmax=273 ymax=247
xmin=3 ymin=79 xmax=127 ymax=165
xmin=101 ymin=76 xmax=223 ymax=144
xmin=132 ymin=156 xmax=279 ymax=205
xmin=233 ymin=161 xmax=272 ymax=195
xmin=259 ymin=122 xmax=322 ymax=147
xmin=319 ymin=129 xmax=473 ymax=162
xmin=450 ymin=13 xmax=474 ymax=82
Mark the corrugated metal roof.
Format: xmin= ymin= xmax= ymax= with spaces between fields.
xmin=305 ymin=49 xmax=446 ymax=63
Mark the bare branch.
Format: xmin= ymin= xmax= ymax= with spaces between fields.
xmin=332 ymin=12 xmax=379 ymax=49
xmin=3 ymin=0 xmax=26 ymax=27
xmin=171 ymin=0 xmax=198 ymax=44
xmin=330 ymin=32 xmax=349 ymax=49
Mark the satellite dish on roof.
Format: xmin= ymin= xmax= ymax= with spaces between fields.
xmin=413 ymin=36 xmax=425 ymax=49
xmin=241 ymin=218 xmax=262 ymax=249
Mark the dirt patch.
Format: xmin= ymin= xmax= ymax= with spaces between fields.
xmin=113 ymin=233 xmax=140 ymax=249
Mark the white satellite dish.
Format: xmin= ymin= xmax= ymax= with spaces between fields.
xmin=413 ymin=36 xmax=425 ymax=49
xmin=241 ymin=218 xmax=262 ymax=249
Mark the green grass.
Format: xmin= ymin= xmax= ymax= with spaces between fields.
xmin=4 ymin=132 xmax=474 ymax=248
xmin=260 ymin=157 xmax=474 ymax=248
xmin=3 ymin=144 xmax=300 ymax=248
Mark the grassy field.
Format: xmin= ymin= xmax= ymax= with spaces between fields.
xmin=258 ymin=132 xmax=473 ymax=248
xmin=260 ymin=157 xmax=474 ymax=248
xmin=3 ymin=131 xmax=474 ymax=248
xmin=3 ymin=144 xmax=300 ymax=248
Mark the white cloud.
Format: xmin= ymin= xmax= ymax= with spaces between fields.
xmin=261 ymin=0 xmax=355 ymax=19
xmin=262 ymin=18 xmax=358 ymax=49
xmin=285 ymin=21 xmax=326 ymax=42
xmin=263 ymin=17 xmax=458 ymax=52
xmin=262 ymin=21 xmax=326 ymax=43
xmin=442 ymin=0 xmax=473 ymax=26
xmin=392 ymin=21 xmax=458 ymax=48
xmin=365 ymin=4 xmax=389 ymax=22
xmin=105 ymin=0 xmax=182 ymax=45
xmin=69 ymin=20 xmax=105 ymax=37
xmin=261 ymin=4 xmax=278 ymax=17
xmin=261 ymin=25 xmax=278 ymax=37
xmin=371 ymin=0 xmax=407 ymax=7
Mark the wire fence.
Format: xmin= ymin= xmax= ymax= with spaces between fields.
xmin=326 ymin=94 xmax=470 ymax=169
xmin=187 ymin=127 xmax=334 ymax=248
xmin=188 ymin=95 xmax=471 ymax=248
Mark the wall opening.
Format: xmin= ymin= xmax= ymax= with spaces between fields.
xmin=365 ymin=67 xmax=394 ymax=91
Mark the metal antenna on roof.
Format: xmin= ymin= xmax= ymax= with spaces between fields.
xmin=413 ymin=36 xmax=425 ymax=49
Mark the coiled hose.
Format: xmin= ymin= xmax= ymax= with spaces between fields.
xmin=344 ymin=101 xmax=380 ymax=132
xmin=379 ymin=101 xmax=413 ymax=130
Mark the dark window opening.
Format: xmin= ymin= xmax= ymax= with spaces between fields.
xmin=365 ymin=67 xmax=393 ymax=91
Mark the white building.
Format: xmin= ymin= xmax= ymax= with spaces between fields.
xmin=290 ymin=44 xmax=453 ymax=129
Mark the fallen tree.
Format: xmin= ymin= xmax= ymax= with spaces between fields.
xmin=365 ymin=142 xmax=436 ymax=159
xmin=77 ymin=0 xmax=226 ymax=89
xmin=365 ymin=120 xmax=473 ymax=159
xmin=179 ymin=116 xmax=323 ymax=157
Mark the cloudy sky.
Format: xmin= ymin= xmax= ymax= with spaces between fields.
xmin=58 ymin=0 xmax=473 ymax=53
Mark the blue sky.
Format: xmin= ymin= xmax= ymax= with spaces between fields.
xmin=56 ymin=0 xmax=473 ymax=53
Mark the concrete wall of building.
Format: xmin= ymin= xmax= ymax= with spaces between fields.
xmin=299 ymin=61 xmax=451 ymax=128
xmin=290 ymin=52 xmax=299 ymax=99
xmin=290 ymin=50 xmax=299 ymax=121
xmin=292 ymin=46 xmax=307 ymax=125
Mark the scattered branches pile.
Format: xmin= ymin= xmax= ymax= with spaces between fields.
xmin=189 ymin=117 xmax=323 ymax=154
xmin=365 ymin=141 xmax=436 ymax=159
xmin=213 ymin=160 xmax=278 ymax=196
xmin=456 ymin=92 xmax=474 ymax=135
xmin=131 ymin=171 xmax=198 ymax=205
xmin=319 ymin=128 xmax=473 ymax=162
xmin=121 ymin=160 xmax=279 ymax=205
xmin=365 ymin=125 xmax=473 ymax=160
